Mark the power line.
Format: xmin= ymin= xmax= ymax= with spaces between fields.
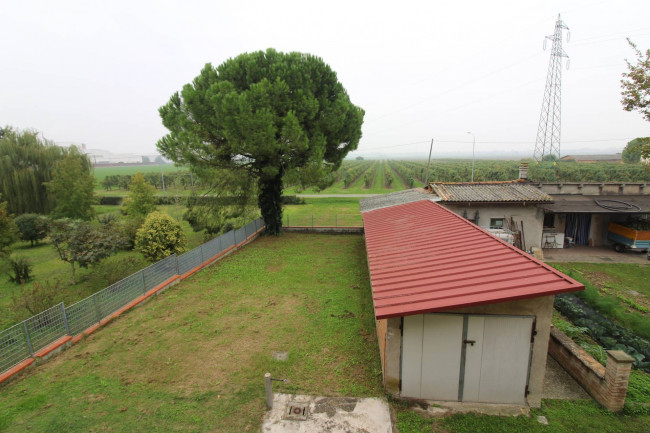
xmin=359 ymin=137 xmax=635 ymax=151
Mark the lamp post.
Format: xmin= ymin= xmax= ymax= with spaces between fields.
xmin=466 ymin=132 xmax=476 ymax=182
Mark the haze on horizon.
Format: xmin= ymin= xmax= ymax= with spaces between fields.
xmin=1 ymin=0 xmax=649 ymax=161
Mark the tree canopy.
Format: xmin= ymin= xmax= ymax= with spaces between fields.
xmin=157 ymin=49 xmax=364 ymax=234
xmin=46 ymin=148 xmax=97 ymax=220
xmin=622 ymin=39 xmax=650 ymax=123
xmin=0 ymin=128 xmax=69 ymax=215
xmin=123 ymin=172 xmax=157 ymax=217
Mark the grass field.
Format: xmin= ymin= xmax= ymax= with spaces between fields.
xmin=0 ymin=234 xmax=383 ymax=432
xmin=283 ymin=197 xmax=363 ymax=226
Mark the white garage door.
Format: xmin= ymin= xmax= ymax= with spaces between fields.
xmin=401 ymin=314 xmax=534 ymax=404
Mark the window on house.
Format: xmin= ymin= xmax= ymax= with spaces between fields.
xmin=543 ymin=213 xmax=555 ymax=228
xmin=489 ymin=218 xmax=504 ymax=229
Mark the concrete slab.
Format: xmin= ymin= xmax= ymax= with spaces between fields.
xmin=262 ymin=394 xmax=392 ymax=433
xmin=414 ymin=401 xmax=529 ymax=417
xmin=543 ymin=356 xmax=590 ymax=400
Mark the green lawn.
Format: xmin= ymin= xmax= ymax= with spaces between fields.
xmin=0 ymin=234 xmax=383 ymax=432
xmin=282 ymin=197 xmax=363 ymax=226
xmin=93 ymin=164 xmax=182 ymax=185
xmin=395 ymin=399 xmax=649 ymax=433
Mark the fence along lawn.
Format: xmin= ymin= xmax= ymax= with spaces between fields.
xmin=0 ymin=233 xmax=383 ymax=432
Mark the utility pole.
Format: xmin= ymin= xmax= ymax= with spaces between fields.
xmin=424 ymin=138 xmax=434 ymax=187
xmin=466 ymin=132 xmax=476 ymax=182
xmin=533 ymin=14 xmax=570 ymax=163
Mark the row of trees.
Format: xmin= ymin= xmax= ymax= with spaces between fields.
xmin=101 ymin=170 xmax=199 ymax=191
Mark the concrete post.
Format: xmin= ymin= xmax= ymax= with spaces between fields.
xmin=265 ymin=372 xmax=273 ymax=409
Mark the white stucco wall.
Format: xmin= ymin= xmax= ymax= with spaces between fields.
xmin=443 ymin=204 xmax=544 ymax=250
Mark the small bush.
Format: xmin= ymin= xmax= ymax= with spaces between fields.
xmin=7 ymin=256 xmax=33 ymax=284
xmin=281 ymin=195 xmax=306 ymax=205
xmin=14 ymin=214 xmax=49 ymax=247
xmin=119 ymin=217 xmax=144 ymax=250
xmin=11 ymin=278 xmax=63 ymax=315
xmin=155 ymin=196 xmax=184 ymax=205
xmin=97 ymin=213 xmax=118 ymax=225
xmin=135 ymin=211 xmax=187 ymax=261
xmin=90 ymin=255 xmax=149 ymax=286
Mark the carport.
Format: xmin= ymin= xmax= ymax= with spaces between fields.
xmin=361 ymin=199 xmax=584 ymax=407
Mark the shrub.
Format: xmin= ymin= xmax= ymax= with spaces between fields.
xmin=119 ymin=217 xmax=144 ymax=250
xmin=281 ymin=195 xmax=306 ymax=205
xmin=90 ymin=255 xmax=149 ymax=286
xmin=124 ymin=172 xmax=156 ymax=217
xmin=135 ymin=211 xmax=187 ymax=261
xmin=7 ymin=256 xmax=33 ymax=284
xmin=99 ymin=196 xmax=123 ymax=206
xmin=97 ymin=213 xmax=118 ymax=225
xmin=11 ymin=278 xmax=63 ymax=315
xmin=14 ymin=214 xmax=49 ymax=247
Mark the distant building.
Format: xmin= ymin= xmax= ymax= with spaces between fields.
xmin=560 ymin=154 xmax=623 ymax=164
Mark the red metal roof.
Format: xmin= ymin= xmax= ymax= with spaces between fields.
xmin=362 ymin=200 xmax=584 ymax=319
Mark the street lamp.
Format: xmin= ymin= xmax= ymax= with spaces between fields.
xmin=466 ymin=132 xmax=476 ymax=182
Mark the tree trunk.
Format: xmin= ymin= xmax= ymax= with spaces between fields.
xmin=258 ymin=168 xmax=284 ymax=235
xmin=70 ymin=262 xmax=76 ymax=285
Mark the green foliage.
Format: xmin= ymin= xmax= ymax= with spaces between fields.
xmin=554 ymin=292 xmax=650 ymax=372
xmin=11 ymin=278 xmax=63 ymax=315
xmin=157 ymin=48 xmax=364 ymax=234
xmin=135 ymin=211 xmax=187 ymax=261
xmin=123 ymin=172 xmax=157 ymax=217
xmin=0 ymin=195 xmax=18 ymax=258
xmin=98 ymin=196 xmax=123 ymax=206
xmin=623 ymin=138 xmax=650 ymax=163
xmin=14 ymin=214 xmax=49 ymax=246
xmin=46 ymin=149 xmax=97 ymax=220
xmin=91 ymin=255 xmax=149 ymax=286
xmin=0 ymin=129 xmax=69 ymax=214
xmin=396 ymin=411 xmax=435 ymax=433
xmin=50 ymin=219 xmax=125 ymax=284
xmin=622 ymin=39 xmax=650 ymax=123
xmin=627 ymin=370 xmax=650 ymax=403
xmin=7 ymin=256 xmax=33 ymax=284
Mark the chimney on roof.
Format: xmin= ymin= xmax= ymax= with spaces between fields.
xmin=519 ymin=163 xmax=529 ymax=180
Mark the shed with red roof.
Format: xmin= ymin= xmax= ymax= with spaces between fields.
xmin=361 ymin=199 xmax=584 ymax=408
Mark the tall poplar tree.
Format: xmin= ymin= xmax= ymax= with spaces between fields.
xmin=157 ymin=49 xmax=364 ymax=235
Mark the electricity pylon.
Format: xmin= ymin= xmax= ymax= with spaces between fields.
xmin=533 ymin=15 xmax=570 ymax=163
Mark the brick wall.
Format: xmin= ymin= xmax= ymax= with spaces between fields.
xmin=548 ymin=326 xmax=634 ymax=412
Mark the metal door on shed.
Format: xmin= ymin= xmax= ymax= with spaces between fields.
xmin=401 ymin=314 xmax=534 ymax=404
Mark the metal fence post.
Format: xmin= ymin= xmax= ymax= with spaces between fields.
xmin=140 ymin=270 xmax=147 ymax=294
xmin=22 ymin=321 xmax=34 ymax=357
xmin=233 ymin=229 xmax=236 ymax=246
xmin=175 ymin=255 xmax=180 ymax=276
xmin=93 ymin=293 xmax=102 ymax=323
xmin=61 ymin=303 xmax=70 ymax=336
xmin=200 ymin=245 xmax=205 ymax=263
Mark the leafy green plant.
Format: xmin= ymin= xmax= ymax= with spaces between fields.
xmin=11 ymin=278 xmax=63 ymax=315
xmin=135 ymin=211 xmax=187 ymax=261
xmin=7 ymin=256 xmax=33 ymax=284
xmin=14 ymin=214 xmax=49 ymax=247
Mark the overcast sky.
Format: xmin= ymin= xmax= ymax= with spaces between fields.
xmin=2 ymin=0 xmax=649 ymax=159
